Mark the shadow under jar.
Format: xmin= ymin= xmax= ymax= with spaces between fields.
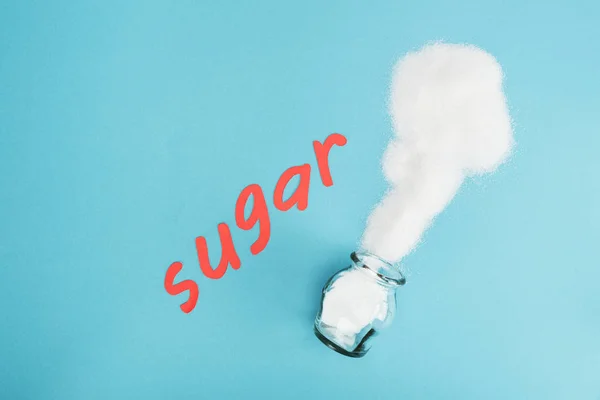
xmin=314 ymin=251 xmax=406 ymax=358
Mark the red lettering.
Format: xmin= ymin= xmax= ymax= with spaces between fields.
xmin=196 ymin=223 xmax=241 ymax=280
xmin=273 ymin=164 xmax=311 ymax=211
xmin=313 ymin=133 xmax=347 ymax=187
xmin=164 ymin=261 xmax=199 ymax=314
xmin=235 ymin=184 xmax=271 ymax=255
xmin=165 ymin=134 xmax=347 ymax=313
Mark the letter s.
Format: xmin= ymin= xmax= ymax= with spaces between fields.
xmin=164 ymin=261 xmax=199 ymax=314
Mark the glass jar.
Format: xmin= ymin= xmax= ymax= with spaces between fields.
xmin=314 ymin=251 xmax=406 ymax=358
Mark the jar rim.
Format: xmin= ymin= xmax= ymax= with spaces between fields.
xmin=351 ymin=251 xmax=406 ymax=286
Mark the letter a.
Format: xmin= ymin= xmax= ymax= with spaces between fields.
xmin=273 ymin=164 xmax=311 ymax=211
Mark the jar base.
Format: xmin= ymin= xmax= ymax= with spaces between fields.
xmin=313 ymin=324 xmax=368 ymax=358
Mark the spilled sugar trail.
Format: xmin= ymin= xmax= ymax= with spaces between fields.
xmin=360 ymin=42 xmax=514 ymax=263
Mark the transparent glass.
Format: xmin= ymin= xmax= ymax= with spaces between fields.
xmin=314 ymin=251 xmax=406 ymax=358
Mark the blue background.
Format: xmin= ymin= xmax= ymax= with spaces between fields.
xmin=1 ymin=1 xmax=599 ymax=399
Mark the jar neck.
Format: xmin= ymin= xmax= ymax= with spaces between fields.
xmin=351 ymin=251 xmax=406 ymax=287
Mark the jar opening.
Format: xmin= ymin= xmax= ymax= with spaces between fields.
xmin=351 ymin=251 xmax=406 ymax=286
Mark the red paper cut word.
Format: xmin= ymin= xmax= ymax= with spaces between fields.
xmin=164 ymin=133 xmax=347 ymax=313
